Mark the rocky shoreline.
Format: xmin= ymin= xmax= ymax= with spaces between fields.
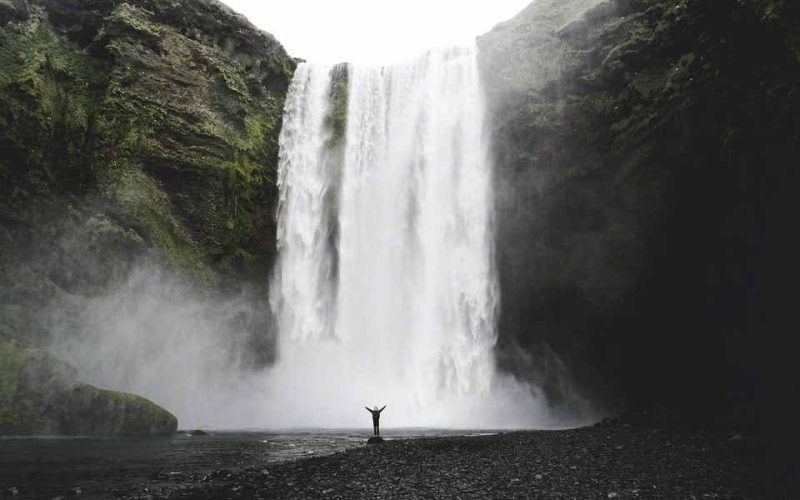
xmin=123 ymin=417 xmax=774 ymax=499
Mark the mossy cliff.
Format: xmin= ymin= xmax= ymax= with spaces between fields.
xmin=480 ymin=0 xmax=799 ymax=452
xmin=1 ymin=0 xmax=295 ymax=286
xmin=0 ymin=0 xmax=295 ymax=434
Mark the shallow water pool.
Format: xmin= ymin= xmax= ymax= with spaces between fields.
xmin=0 ymin=429 xmax=497 ymax=497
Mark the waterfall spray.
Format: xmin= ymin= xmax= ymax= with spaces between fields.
xmin=268 ymin=45 xmax=551 ymax=428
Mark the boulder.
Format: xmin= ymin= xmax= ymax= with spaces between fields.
xmin=1 ymin=335 xmax=177 ymax=437
xmin=367 ymin=436 xmax=385 ymax=444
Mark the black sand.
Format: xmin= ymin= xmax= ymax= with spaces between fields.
xmin=159 ymin=419 xmax=770 ymax=499
xmin=1 ymin=416 xmax=781 ymax=499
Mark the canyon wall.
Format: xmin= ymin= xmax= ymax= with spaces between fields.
xmin=0 ymin=0 xmax=295 ymax=433
xmin=480 ymin=0 xmax=800 ymax=463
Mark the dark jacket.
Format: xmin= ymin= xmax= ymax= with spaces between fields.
xmin=366 ymin=406 xmax=386 ymax=421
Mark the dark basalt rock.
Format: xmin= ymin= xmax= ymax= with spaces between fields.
xmin=479 ymin=0 xmax=800 ymax=473
xmin=0 ymin=0 xmax=15 ymax=25
xmin=367 ymin=436 xmax=385 ymax=444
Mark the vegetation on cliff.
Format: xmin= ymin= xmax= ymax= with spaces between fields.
xmin=480 ymin=0 xmax=799 ymax=466
xmin=0 ymin=0 xmax=295 ymax=434
xmin=1 ymin=0 xmax=295 ymax=287
xmin=1 ymin=335 xmax=177 ymax=436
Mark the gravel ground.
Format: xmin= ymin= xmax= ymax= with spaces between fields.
xmin=143 ymin=418 xmax=772 ymax=499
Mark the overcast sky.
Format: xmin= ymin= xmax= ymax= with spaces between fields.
xmin=220 ymin=0 xmax=532 ymax=64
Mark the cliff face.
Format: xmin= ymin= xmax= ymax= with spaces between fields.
xmin=0 ymin=0 xmax=294 ymax=434
xmin=480 ymin=0 xmax=799 ymax=430
xmin=1 ymin=0 xmax=294 ymax=286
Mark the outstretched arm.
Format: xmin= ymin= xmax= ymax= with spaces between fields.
xmin=365 ymin=406 xmax=371 ymax=413
xmin=380 ymin=405 xmax=386 ymax=412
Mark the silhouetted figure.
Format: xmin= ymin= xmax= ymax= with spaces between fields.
xmin=365 ymin=405 xmax=386 ymax=436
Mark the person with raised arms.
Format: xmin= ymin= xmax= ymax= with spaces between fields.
xmin=365 ymin=405 xmax=387 ymax=436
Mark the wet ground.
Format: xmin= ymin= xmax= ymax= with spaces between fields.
xmin=0 ymin=420 xmax=783 ymax=499
xmin=0 ymin=429 xmax=487 ymax=498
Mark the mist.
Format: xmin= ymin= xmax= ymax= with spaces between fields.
xmin=46 ymin=267 xmax=274 ymax=429
xmin=20 ymin=0 xmax=612 ymax=432
xmin=41 ymin=262 xmax=584 ymax=430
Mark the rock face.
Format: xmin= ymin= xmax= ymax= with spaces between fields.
xmin=1 ymin=335 xmax=177 ymax=436
xmin=0 ymin=0 xmax=294 ymax=434
xmin=1 ymin=0 xmax=295 ymax=287
xmin=479 ymin=0 xmax=800 ymax=430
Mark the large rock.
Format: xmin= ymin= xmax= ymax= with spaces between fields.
xmin=1 ymin=335 xmax=177 ymax=436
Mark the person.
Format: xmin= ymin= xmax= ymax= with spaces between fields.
xmin=365 ymin=405 xmax=386 ymax=436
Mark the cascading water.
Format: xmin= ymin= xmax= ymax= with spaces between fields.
xmin=272 ymin=63 xmax=337 ymax=345
xmin=267 ymin=45 xmax=551 ymax=428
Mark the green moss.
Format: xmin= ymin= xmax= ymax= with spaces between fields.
xmin=219 ymin=154 xmax=265 ymax=244
xmin=664 ymin=52 xmax=697 ymax=92
xmin=629 ymin=70 xmax=667 ymax=100
xmin=0 ymin=305 xmax=25 ymax=337
xmin=0 ymin=8 xmax=108 ymax=195
xmin=107 ymin=168 xmax=217 ymax=284
xmin=0 ymin=13 xmax=104 ymax=107
xmin=142 ymin=207 xmax=211 ymax=277
xmin=211 ymin=111 xmax=278 ymax=163
xmin=740 ymin=0 xmax=800 ymax=63
xmin=1 ymin=339 xmax=178 ymax=436
xmin=742 ymin=0 xmax=784 ymax=21
xmin=0 ymin=337 xmax=33 ymax=425
xmin=523 ymin=101 xmax=562 ymax=129
xmin=2 ymin=0 xmax=294 ymax=293
xmin=244 ymin=113 xmax=278 ymax=151
xmin=203 ymin=108 xmax=281 ymax=262
xmin=325 ymin=64 xmax=349 ymax=148
xmin=71 ymin=385 xmax=173 ymax=436
xmin=215 ymin=64 xmax=250 ymax=99
xmin=106 ymin=3 xmax=163 ymax=49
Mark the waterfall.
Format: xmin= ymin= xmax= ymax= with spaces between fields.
xmin=268 ymin=45 xmax=550 ymax=428
xmin=272 ymin=63 xmax=337 ymax=344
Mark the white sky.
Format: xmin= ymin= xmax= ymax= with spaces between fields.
xmin=220 ymin=0 xmax=532 ymax=64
